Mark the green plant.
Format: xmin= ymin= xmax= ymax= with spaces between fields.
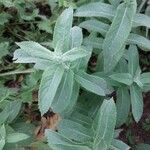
xmin=0 ymin=0 xmax=150 ymax=149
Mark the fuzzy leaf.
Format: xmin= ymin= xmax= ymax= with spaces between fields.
xmin=130 ymin=83 xmax=143 ymax=122
xmin=116 ymin=87 xmax=130 ymax=127
xmin=93 ymin=98 xmax=116 ymax=149
xmin=109 ymin=73 xmax=133 ymax=86
xmin=103 ymin=0 xmax=137 ymax=72
xmin=53 ymin=7 xmax=73 ymax=53
xmin=39 ymin=65 xmax=64 ymax=115
xmin=75 ymin=71 xmax=108 ymax=96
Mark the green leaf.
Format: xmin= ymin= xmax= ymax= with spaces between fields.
xmin=51 ymin=69 xmax=74 ymax=113
xmin=39 ymin=65 xmax=64 ymax=115
xmin=58 ymin=119 xmax=93 ymax=142
xmin=109 ymin=73 xmax=133 ymax=86
xmin=45 ymin=130 xmax=91 ymax=150
xmin=83 ymin=35 xmax=103 ymax=53
xmin=53 ymin=7 xmax=73 ymax=53
xmin=127 ymin=45 xmax=139 ymax=76
xmin=62 ymin=47 xmax=90 ymax=62
xmin=79 ymin=19 xmax=109 ymax=36
xmin=116 ymin=87 xmax=130 ymax=127
xmin=130 ymin=83 xmax=143 ymax=122
xmin=102 ymin=0 xmax=137 ymax=72
xmin=0 ymin=100 xmax=22 ymax=124
xmin=133 ymin=13 xmax=150 ymax=28
xmin=0 ymin=124 xmax=6 ymax=150
xmin=74 ymin=2 xmax=115 ymax=19
xmin=0 ymin=42 xmax=9 ymax=61
xmin=75 ymin=2 xmax=150 ymax=29
xmin=127 ymin=33 xmax=150 ymax=51
xmin=75 ymin=71 xmax=108 ymax=96
xmin=38 ymin=20 xmax=53 ymax=33
xmin=93 ymin=98 xmax=116 ymax=149
xmin=110 ymin=139 xmax=130 ymax=150
xmin=141 ymin=73 xmax=150 ymax=84
xmin=14 ymin=41 xmax=54 ymax=61
xmin=70 ymin=26 xmax=83 ymax=48
xmin=135 ymin=143 xmax=150 ymax=150
xmin=6 ymin=133 xmax=29 ymax=143
xmin=0 ymin=13 xmax=11 ymax=25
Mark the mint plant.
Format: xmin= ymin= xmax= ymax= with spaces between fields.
xmin=0 ymin=0 xmax=149 ymax=149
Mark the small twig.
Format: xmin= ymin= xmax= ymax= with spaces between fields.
xmin=0 ymin=69 xmax=35 ymax=77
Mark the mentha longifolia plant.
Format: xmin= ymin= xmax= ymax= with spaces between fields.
xmin=12 ymin=0 xmax=150 ymax=149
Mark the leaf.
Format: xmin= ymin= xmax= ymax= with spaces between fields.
xmin=6 ymin=133 xmax=29 ymax=143
xmin=62 ymin=47 xmax=90 ymax=62
xmin=0 ymin=124 xmax=6 ymax=150
xmin=127 ymin=33 xmax=150 ymax=51
xmin=0 ymin=100 xmax=22 ymax=124
xmin=102 ymin=0 xmax=137 ymax=72
xmin=135 ymin=143 xmax=150 ymax=150
xmin=70 ymin=26 xmax=83 ymax=48
xmin=51 ymin=69 xmax=74 ymax=113
xmin=93 ymin=98 xmax=116 ymax=149
xmin=127 ymin=45 xmax=139 ymax=76
xmin=75 ymin=2 xmax=150 ymax=29
xmin=14 ymin=41 xmax=54 ymax=61
xmin=75 ymin=71 xmax=108 ymax=96
xmin=53 ymin=7 xmax=73 ymax=53
xmin=109 ymin=73 xmax=133 ymax=86
xmin=133 ymin=13 xmax=150 ymax=28
xmin=130 ymin=83 xmax=143 ymax=122
xmin=79 ymin=19 xmax=109 ymax=36
xmin=110 ymin=139 xmax=130 ymax=150
xmin=140 ymin=73 xmax=150 ymax=84
xmin=0 ymin=42 xmax=9 ymax=61
xmin=0 ymin=12 xmax=11 ymax=25
xmin=62 ymin=82 xmax=80 ymax=115
xmin=83 ymin=35 xmax=103 ymax=52
xmin=116 ymin=87 xmax=130 ymax=127
xmin=74 ymin=2 xmax=115 ymax=19
xmin=45 ymin=130 xmax=91 ymax=150
xmin=38 ymin=20 xmax=53 ymax=33
xmin=58 ymin=119 xmax=93 ymax=142
xmin=39 ymin=65 xmax=64 ymax=115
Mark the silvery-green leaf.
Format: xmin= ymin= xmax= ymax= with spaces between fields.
xmin=0 ymin=100 xmax=22 ymax=124
xmin=93 ymin=98 xmax=116 ymax=149
xmin=140 ymin=73 xmax=150 ymax=84
xmin=133 ymin=13 xmax=150 ymax=28
xmin=53 ymin=7 xmax=73 ymax=53
xmin=70 ymin=26 xmax=83 ymax=48
xmin=39 ymin=65 xmax=64 ymax=115
xmin=75 ymin=71 xmax=108 ymax=96
xmin=109 ymin=73 xmax=133 ymax=86
xmin=83 ymin=36 xmax=103 ymax=52
xmin=62 ymin=82 xmax=80 ymax=116
xmin=14 ymin=41 xmax=54 ymax=61
xmin=127 ymin=45 xmax=139 ymax=76
xmin=130 ymin=83 xmax=143 ymax=122
xmin=110 ymin=139 xmax=130 ymax=150
xmin=6 ymin=133 xmax=29 ymax=143
xmin=62 ymin=47 xmax=90 ymax=62
xmin=0 ymin=124 xmax=6 ymax=150
xmin=74 ymin=2 xmax=115 ymax=19
xmin=45 ymin=130 xmax=91 ymax=150
xmin=52 ymin=69 xmax=74 ymax=113
xmin=116 ymin=87 xmax=130 ymax=127
xmin=58 ymin=119 xmax=93 ymax=142
xmin=79 ymin=19 xmax=109 ymax=36
xmin=127 ymin=33 xmax=150 ymax=51
xmin=103 ymin=0 xmax=137 ymax=72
